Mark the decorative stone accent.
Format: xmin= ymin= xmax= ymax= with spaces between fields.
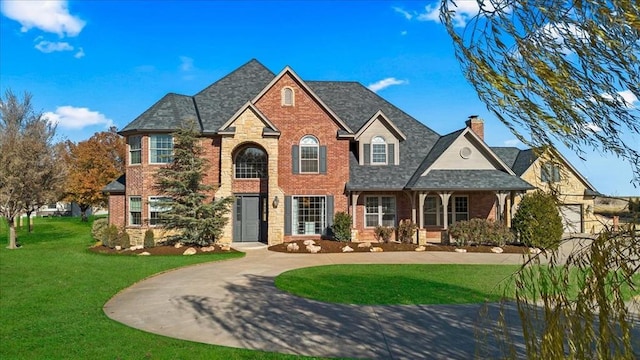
xmin=174 ymin=243 xmax=183 ymax=248
xmin=306 ymin=244 xmax=321 ymax=253
xmin=357 ymin=242 xmax=371 ymax=248
xmin=341 ymin=245 xmax=354 ymax=252
xmin=115 ymin=245 xmax=121 ymax=251
xmin=287 ymin=243 xmax=300 ymax=251
xmin=303 ymin=239 xmax=316 ymax=246
xmin=454 ymin=248 xmax=467 ymax=253
xmin=491 ymin=247 xmax=504 ymax=254
xmin=130 ymin=245 xmax=143 ymax=251
xmin=183 ymin=247 xmax=197 ymax=255
xmin=138 ymin=252 xmax=150 ymax=256
xmin=219 ymin=244 xmax=231 ymax=251
xmin=201 ymin=246 xmax=216 ymax=252
xmin=529 ymin=247 xmax=542 ymax=254
xmin=370 ymin=247 xmax=383 ymax=252
xmin=415 ymin=245 xmax=426 ymax=252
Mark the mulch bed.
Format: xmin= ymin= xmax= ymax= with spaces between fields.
xmin=87 ymin=244 xmax=241 ymax=256
xmin=268 ymin=239 xmax=529 ymax=254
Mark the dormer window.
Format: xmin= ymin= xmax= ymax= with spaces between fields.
xmin=371 ymin=136 xmax=387 ymax=164
xmin=282 ymin=87 xmax=294 ymax=106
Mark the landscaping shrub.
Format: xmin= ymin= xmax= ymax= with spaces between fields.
xmin=102 ymin=224 xmax=120 ymax=248
xmin=512 ymin=191 xmax=563 ymax=250
xmin=144 ymin=229 xmax=155 ymax=248
xmin=396 ymin=219 xmax=418 ymax=244
xmin=91 ymin=218 xmax=108 ymax=242
xmin=331 ymin=212 xmax=352 ymax=242
xmin=448 ymin=218 xmax=514 ymax=247
xmin=374 ymin=225 xmax=394 ymax=243
xmin=119 ymin=231 xmax=131 ymax=249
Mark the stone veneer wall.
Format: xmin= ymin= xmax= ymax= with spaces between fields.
xmin=215 ymin=106 xmax=284 ymax=245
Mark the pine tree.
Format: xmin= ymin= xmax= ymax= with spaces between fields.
xmin=155 ymin=121 xmax=233 ymax=246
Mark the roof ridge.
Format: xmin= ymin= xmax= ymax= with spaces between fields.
xmin=194 ymin=59 xmax=275 ymax=97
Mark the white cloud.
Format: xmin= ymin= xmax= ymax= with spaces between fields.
xmin=367 ymin=77 xmax=409 ymax=92
xmin=400 ymin=30 xmax=408 ymax=36
xmin=1 ymin=0 xmax=85 ymax=37
xmin=503 ymin=139 xmax=523 ymax=147
xmin=44 ymin=106 xmax=113 ymax=129
xmin=393 ymin=6 xmax=413 ymax=20
xmin=415 ymin=1 xmax=505 ymax=28
xmin=34 ymin=40 xmax=73 ymax=53
xmin=584 ymin=123 xmax=602 ymax=132
xmin=601 ymin=89 xmax=639 ymax=109
xmin=74 ymin=47 xmax=85 ymax=58
xmin=179 ymin=56 xmax=194 ymax=72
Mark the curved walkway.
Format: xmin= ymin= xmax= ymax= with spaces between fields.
xmin=104 ymin=247 xmax=639 ymax=359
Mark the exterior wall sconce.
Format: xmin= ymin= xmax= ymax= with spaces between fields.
xmin=272 ymin=196 xmax=279 ymax=209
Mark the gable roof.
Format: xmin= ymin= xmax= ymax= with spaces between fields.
xmin=354 ymin=110 xmax=407 ymax=141
xmin=103 ymin=174 xmax=126 ymax=193
xmin=217 ymin=101 xmax=280 ymax=135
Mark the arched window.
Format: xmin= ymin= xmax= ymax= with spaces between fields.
xmin=300 ymin=135 xmax=319 ymax=173
xmin=235 ymin=146 xmax=267 ymax=178
xmin=371 ymin=136 xmax=387 ymax=164
xmin=282 ymin=87 xmax=294 ymax=106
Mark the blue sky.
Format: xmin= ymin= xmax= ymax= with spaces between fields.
xmin=1 ymin=0 xmax=638 ymax=196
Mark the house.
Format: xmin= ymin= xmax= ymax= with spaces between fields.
xmin=103 ymin=59 xmax=598 ymax=245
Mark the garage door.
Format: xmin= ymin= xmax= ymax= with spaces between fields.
xmin=559 ymin=204 xmax=582 ymax=233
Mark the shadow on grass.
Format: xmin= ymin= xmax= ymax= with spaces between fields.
xmin=171 ymin=274 xmax=530 ymax=359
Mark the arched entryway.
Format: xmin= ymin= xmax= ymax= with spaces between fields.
xmin=232 ymin=144 xmax=268 ymax=242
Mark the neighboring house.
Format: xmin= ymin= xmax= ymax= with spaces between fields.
xmin=103 ymin=59 xmax=596 ymax=245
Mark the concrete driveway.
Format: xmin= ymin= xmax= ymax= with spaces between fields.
xmin=104 ymin=245 xmax=638 ymax=359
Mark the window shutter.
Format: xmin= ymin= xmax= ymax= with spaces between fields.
xmin=388 ymin=144 xmax=395 ymax=165
xmin=292 ymin=145 xmax=299 ymax=174
xmin=319 ymin=146 xmax=327 ymax=174
xmin=284 ymin=196 xmax=292 ymax=235
xmin=363 ymin=144 xmax=370 ymax=165
xmin=324 ymin=195 xmax=334 ymax=238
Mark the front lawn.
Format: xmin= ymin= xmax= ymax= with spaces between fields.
xmin=275 ymin=264 xmax=519 ymax=304
xmin=0 ymin=217 xmax=321 ymax=359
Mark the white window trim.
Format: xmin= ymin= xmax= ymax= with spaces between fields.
xmin=370 ymin=136 xmax=387 ymax=165
xmin=299 ymin=135 xmax=319 ymax=174
xmin=129 ymin=196 xmax=142 ymax=226
xmin=148 ymin=196 xmax=171 ymax=227
xmin=364 ymin=195 xmax=396 ymax=228
xmin=129 ymin=135 xmax=142 ymax=165
xmin=281 ymin=87 xmax=295 ymax=106
xmin=423 ymin=195 xmax=469 ymax=226
xmin=291 ymin=195 xmax=327 ymax=236
xmin=149 ymin=134 xmax=173 ymax=165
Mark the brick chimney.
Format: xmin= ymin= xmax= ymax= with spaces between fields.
xmin=466 ymin=115 xmax=484 ymax=140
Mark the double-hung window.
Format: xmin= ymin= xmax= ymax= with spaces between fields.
xmin=541 ymin=162 xmax=561 ymax=183
xmin=371 ymin=136 xmax=387 ymax=164
xmin=129 ymin=196 xmax=142 ymax=226
xmin=365 ymin=196 xmax=396 ymax=227
xmin=149 ymin=196 xmax=171 ymax=226
xmin=150 ymin=135 xmax=173 ymax=164
xmin=129 ymin=136 xmax=141 ymax=165
xmin=300 ymin=136 xmax=319 ymax=173
xmin=423 ymin=195 xmax=468 ymax=226
xmin=292 ymin=196 xmax=326 ymax=235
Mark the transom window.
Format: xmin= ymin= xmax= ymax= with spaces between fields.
xmin=235 ymin=146 xmax=267 ymax=178
xmin=129 ymin=136 xmax=141 ymax=165
xmin=149 ymin=196 xmax=171 ymax=226
xmin=282 ymin=87 xmax=294 ymax=106
xmin=371 ymin=136 xmax=387 ymax=164
xmin=292 ymin=196 xmax=326 ymax=235
xmin=149 ymin=135 xmax=173 ymax=164
xmin=300 ymin=135 xmax=319 ymax=173
xmin=423 ymin=195 xmax=468 ymax=226
xmin=365 ymin=196 xmax=396 ymax=227
xmin=129 ymin=196 xmax=142 ymax=226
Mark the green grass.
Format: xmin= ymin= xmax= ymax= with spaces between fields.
xmin=0 ymin=217 xmax=323 ymax=359
xmin=275 ymin=264 xmax=520 ymax=305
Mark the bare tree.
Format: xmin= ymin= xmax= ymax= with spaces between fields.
xmin=0 ymin=90 xmax=61 ymax=248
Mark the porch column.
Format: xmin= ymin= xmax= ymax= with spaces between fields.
xmin=418 ymin=192 xmax=427 ymax=228
xmin=439 ymin=192 xmax=452 ymax=230
xmin=496 ymin=192 xmax=509 ymax=225
xmin=350 ymin=191 xmax=360 ymax=228
xmin=403 ymin=191 xmax=417 ymax=223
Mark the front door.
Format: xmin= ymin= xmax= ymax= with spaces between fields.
xmin=234 ymin=195 xmax=265 ymax=242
